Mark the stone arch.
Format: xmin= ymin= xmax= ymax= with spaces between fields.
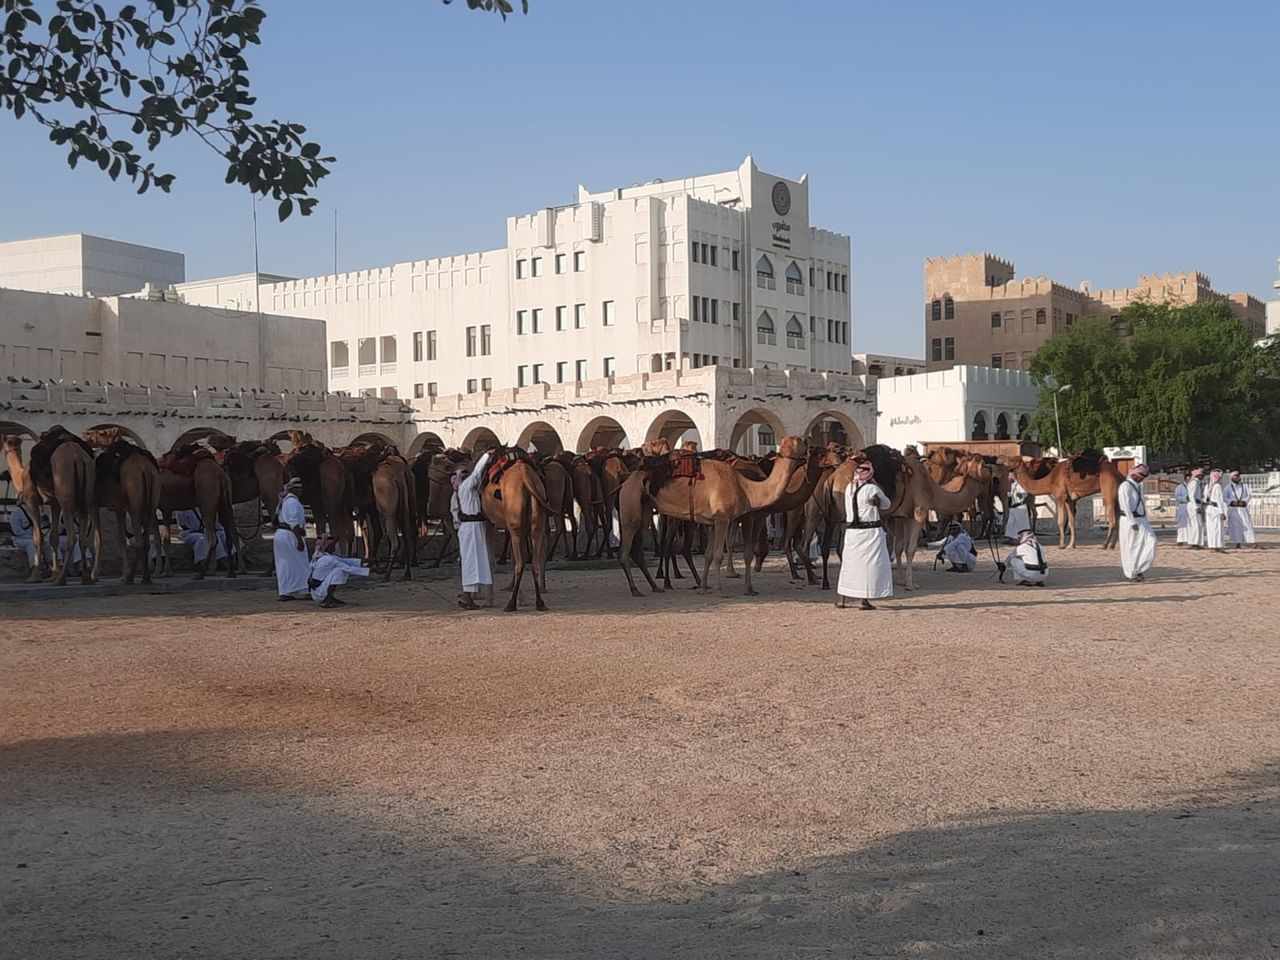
xmin=408 ymin=431 xmax=446 ymax=456
xmin=169 ymin=425 xmax=229 ymax=450
xmin=729 ymin=408 xmax=787 ymax=454
xmin=461 ymin=426 xmax=500 ymax=453
xmin=1016 ymin=413 xmax=1031 ymax=440
xmin=645 ymin=409 xmax=704 ymax=449
xmin=84 ymin=422 xmax=149 ymax=449
xmin=516 ymin=420 xmax=565 ymax=455
xmin=971 ymin=410 xmax=988 ymax=441
xmin=349 ymin=431 xmax=397 ymax=449
xmin=994 ymin=412 xmax=1011 ymax=441
xmin=576 ymin=416 xmax=628 ymax=452
xmin=0 ymin=420 xmax=39 ymax=441
xmin=804 ymin=410 xmax=864 ymax=450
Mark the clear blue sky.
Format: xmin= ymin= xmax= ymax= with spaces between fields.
xmin=3 ymin=0 xmax=1277 ymax=357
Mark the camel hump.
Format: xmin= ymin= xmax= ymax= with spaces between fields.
xmin=1070 ymin=449 xmax=1105 ymax=477
xmin=158 ymin=445 xmax=213 ymax=477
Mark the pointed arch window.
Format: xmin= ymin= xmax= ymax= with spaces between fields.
xmin=785 ymin=315 xmax=805 ymax=349
xmin=971 ymin=410 xmax=988 ymax=441
xmin=995 ymin=412 xmax=1010 ymax=440
xmin=785 ymin=261 xmax=804 ymax=295
xmin=755 ymin=255 xmax=776 ymax=290
xmin=944 ymin=296 xmax=955 ymax=320
xmin=930 ymin=299 xmax=942 ymax=322
xmin=756 ymin=310 xmax=776 ymax=346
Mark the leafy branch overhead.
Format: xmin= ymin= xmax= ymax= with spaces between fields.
xmin=1 ymin=0 xmax=529 ymax=219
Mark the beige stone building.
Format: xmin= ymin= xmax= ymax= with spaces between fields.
xmin=923 ymin=253 xmax=1267 ymax=372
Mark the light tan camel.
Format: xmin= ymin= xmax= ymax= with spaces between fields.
xmin=779 ymin=443 xmax=846 ymax=583
xmin=1002 ymin=452 xmax=1120 ymax=549
xmin=734 ymin=445 xmax=827 ymax=583
xmin=82 ymin=428 xmax=161 ymax=585
xmin=20 ymin=426 xmax=101 ymax=584
xmin=617 ymin=435 xmax=808 ymax=597
xmin=158 ymin=443 xmax=240 ymax=579
xmin=480 ymin=451 xmax=551 ymax=612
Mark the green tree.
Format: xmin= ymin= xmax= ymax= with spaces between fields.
xmin=0 ymin=0 xmax=527 ymax=219
xmin=1028 ymin=299 xmax=1280 ymax=466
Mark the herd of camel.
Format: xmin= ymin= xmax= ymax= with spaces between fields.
xmin=3 ymin=421 xmax=1127 ymax=610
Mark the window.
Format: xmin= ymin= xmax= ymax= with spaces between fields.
xmin=574 ymin=302 xmax=586 ymax=328
xmin=827 ymin=318 xmax=834 ymax=342
xmin=972 ymin=411 xmax=988 ymax=441
xmin=465 ymin=325 xmax=477 ymax=357
xmin=531 ymin=256 xmax=543 ymax=277
xmin=732 ymin=302 xmax=741 ymax=325
xmin=931 ymin=338 xmax=942 ymax=361
xmin=575 ymin=359 xmax=587 ymax=382
xmin=466 ymin=378 xmax=478 ymax=394
xmin=427 ymin=382 xmax=438 ymax=398
xmin=756 ymin=255 xmax=775 ymax=290
xmin=709 ymin=245 xmax=717 ymax=267
xmin=556 ymin=305 xmax=567 ymax=331
xmin=1035 ymin=308 xmax=1047 ymax=325
xmin=944 ymin=337 xmax=955 ymax=361
xmin=931 ymin=299 xmax=942 ymax=322
xmin=532 ymin=363 xmax=544 ymax=384
xmin=690 ymin=241 xmax=699 ymax=264
xmin=426 ymin=331 xmax=437 ymax=361
xmin=710 ymin=299 xmax=719 ymax=325
xmin=692 ymin=297 xmax=700 ymax=323
xmin=1065 ymin=312 xmax=1075 ymax=326
xmin=555 ymin=253 xmax=566 ymax=274
xmin=481 ymin=377 xmax=492 ymax=392
xmin=602 ymin=300 xmax=615 ymax=326
xmin=944 ymin=297 xmax=955 ymax=320
xmin=517 ymin=365 xmax=528 ymax=387
xmin=413 ymin=382 xmax=424 ymax=399
xmin=785 ymin=261 xmax=804 ymax=295
xmin=574 ymin=251 xmax=586 ymax=272
xmin=756 ymin=310 xmax=776 ymax=345
xmin=701 ymin=242 xmax=709 ymax=263
xmin=532 ymin=308 xmax=543 ymax=333
xmin=786 ymin=315 xmax=805 ymax=349
xmin=991 ymin=354 xmax=1003 ymax=368
xmin=603 ymin=356 xmax=615 ymax=377
xmin=731 ymin=249 xmax=739 ymax=271
xmin=412 ymin=332 xmax=424 ymax=362
xmin=827 ymin=270 xmax=834 ymax=290
xmin=481 ymin=324 xmax=491 ymax=356
xmin=991 ymin=311 xmax=1002 ymax=328
xmin=995 ymin=413 xmax=1010 ymax=441
xmin=809 ymin=266 xmax=815 ymax=287
xmin=516 ymin=310 xmax=527 ymax=335
xmin=556 ymin=361 xmax=568 ymax=383
xmin=842 ymin=274 xmax=848 ymax=293
xmin=516 ymin=258 xmax=527 ymax=279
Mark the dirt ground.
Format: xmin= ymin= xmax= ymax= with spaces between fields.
xmin=4 ymin=532 xmax=1279 ymax=959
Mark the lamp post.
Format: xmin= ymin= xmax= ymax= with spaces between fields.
xmin=1052 ymin=384 xmax=1072 ymax=453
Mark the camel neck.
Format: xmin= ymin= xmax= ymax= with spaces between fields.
xmin=742 ymin=454 xmax=803 ymax=509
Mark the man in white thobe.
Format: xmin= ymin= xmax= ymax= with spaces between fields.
xmin=454 ymin=449 xmax=493 ymax=610
xmin=1205 ymin=468 xmax=1227 ymax=553
xmin=1185 ymin=467 xmax=1206 ymax=549
xmin=1223 ymin=470 xmax=1256 ymax=548
xmin=1118 ymin=464 xmax=1156 ymax=581
xmin=1004 ymin=529 xmax=1048 ymax=586
xmin=1003 ymin=472 xmax=1031 ymax=544
xmin=174 ymin=507 xmax=228 ymax=567
xmin=308 ymin=534 xmax=368 ymax=607
xmin=928 ymin=521 xmax=978 ymax=572
xmin=273 ymin=477 xmax=310 ymax=600
xmin=1173 ymin=473 xmax=1190 ymax=546
xmin=836 ymin=460 xmax=893 ymax=610
xmin=10 ymin=502 xmax=48 ymax=572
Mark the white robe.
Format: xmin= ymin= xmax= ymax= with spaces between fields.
xmin=1173 ymin=483 xmax=1190 ymax=543
xmin=1204 ymin=481 xmax=1227 ymax=549
xmin=837 ymin=481 xmax=893 ymax=600
xmin=929 ymin=531 xmax=977 ymax=571
xmin=273 ymin=493 xmax=311 ymax=597
xmin=1223 ymin=481 xmax=1256 ymax=545
xmin=457 ymin=451 xmax=493 ymax=592
xmin=309 ymin=552 xmax=369 ymax=601
xmin=1118 ymin=478 xmax=1156 ymax=578
xmin=1004 ymin=479 xmax=1031 ymax=540
xmin=1006 ymin=539 xmax=1048 ymax=584
xmin=1185 ymin=477 xmax=1205 ymax=547
xmin=10 ymin=504 xmax=45 ymax=567
xmin=175 ymin=508 xmax=228 ymax=564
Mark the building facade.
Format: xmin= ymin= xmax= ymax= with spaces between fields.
xmin=923 ymin=253 xmax=1268 ymax=372
xmin=851 ymin=352 xmax=924 ymax=379
xmin=179 ymin=156 xmax=854 ymax=405
xmin=0 ymin=233 xmax=185 ymax=297
xmin=875 ymin=365 xmax=1040 ymax=453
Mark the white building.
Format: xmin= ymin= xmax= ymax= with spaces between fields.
xmin=0 ymin=233 xmax=184 ymax=296
xmin=1268 ymin=257 xmax=1280 ymax=336
xmin=874 ymin=365 xmax=1040 ymax=453
xmin=851 ymin=352 xmax=925 ymax=379
xmin=179 ymin=156 xmax=854 ymax=410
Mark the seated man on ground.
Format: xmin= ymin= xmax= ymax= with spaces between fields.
xmin=308 ymin=534 xmax=369 ymax=608
xmin=928 ymin=521 xmax=978 ymax=573
xmin=1003 ymin=528 xmax=1048 ymax=586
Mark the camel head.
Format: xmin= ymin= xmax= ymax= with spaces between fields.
xmin=287 ymin=429 xmax=314 ymax=451
xmin=776 ymin=435 xmax=808 ymax=461
xmin=954 ymin=455 xmax=988 ymax=481
xmin=82 ymin=426 xmax=123 ymax=449
xmin=820 ymin=443 xmax=846 ymax=469
xmin=680 ymin=440 xmax=698 ymax=453
xmin=3 ymin=434 xmax=24 ymax=456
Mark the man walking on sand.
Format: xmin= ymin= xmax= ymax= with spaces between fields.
xmin=1118 ymin=464 xmax=1156 ymax=582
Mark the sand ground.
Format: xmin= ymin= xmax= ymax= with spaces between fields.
xmin=3 ymin=533 xmax=1278 ymax=959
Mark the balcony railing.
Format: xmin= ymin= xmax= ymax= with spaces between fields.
xmin=380 ymin=362 xmax=397 ymax=374
xmin=757 ymin=331 xmax=777 ymax=346
xmin=357 ymin=363 xmax=376 ymax=377
xmin=756 ymin=275 xmax=776 ymax=291
xmin=330 ymin=365 xmax=349 ymax=379
xmin=786 ymin=280 xmax=804 ymax=295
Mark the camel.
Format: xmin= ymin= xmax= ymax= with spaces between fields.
xmin=564 ymin=454 xmax=603 ymax=557
xmin=617 ymin=435 xmax=809 ymax=597
xmin=18 ymin=426 xmax=100 ymax=585
xmin=283 ymin=431 xmax=354 ymax=556
xmin=1003 ymin=452 xmax=1120 ymax=549
xmin=479 ymin=448 xmax=551 ymax=612
xmin=732 ymin=445 xmax=827 ymax=583
xmin=158 ymin=443 xmax=240 ymax=579
xmin=538 ymin=456 xmax=578 ymax=560
xmin=366 ymin=451 xmax=417 ymax=581
xmin=921 ymin=452 xmax=994 ymax=536
xmin=411 ymin=446 xmax=471 ymax=566
xmin=82 ymin=428 xmax=161 ymax=585
xmin=779 ymin=443 xmax=846 ymax=583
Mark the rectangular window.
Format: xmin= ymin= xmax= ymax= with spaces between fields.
xmin=556 ymin=305 xmax=567 ymax=331
xmin=603 ymin=356 xmax=616 ymax=377
xmin=517 ymin=365 xmax=528 ymax=387
xmin=827 ymin=270 xmax=833 ymax=290
xmin=944 ymin=337 xmax=955 ymax=360
xmin=481 ymin=377 xmax=492 ymax=392
xmin=466 ymin=378 xmax=478 ymax=394
xmin=516 ymin=259 xmax=527 ymax=279
xmin=733 ymin=302 xmax=741 ymax=325
xmin=413 ymin=382 xmax=424 ymax=399
xmin=425 ymin=331 xmax=437 ymax=361
xmin=465 ymin=325 xmax=477 ymax=357
xmin=991 ymin=312 xmax=1002 ymax=328
xmin=532 ymin=308 xmax=543 ymax=333
xmin=575 ymin=359 xmax=587 ymax=381
xmin=574 ymin=251 xmax=585 ymax=272
xmin=427 ymin=382 xmax=438 ymax=398
xmin=701 ymin=242 xmax=710 ymax=264
xmin=732 ymin=249 xmax=739 ymax=271
xmin=709 ymin=245 xmax=717 ymax=267
xmin=710 ymin=299 xmax=719 ymax=325
xmin=931 ymin=338 xmax=942 ymax=361
xmin=690 ymin=241 xmax=699 ymax=264
xmin=991 ymin=354 xmax=1003 ymax=368
xmin=692 ymin=297 xmax=700 ymax=323
xmin=516 ymin=310 xmax=527 ymax=335
xmin=555 ymin=253 xmax=566 ymax=274
xmin=481 ymin=324 xmax=491 ymax=356
xmin=531 ymin=256 xmax=543 ymax=277
xmin=556 ymin=361 xmax=568 ymax=383
xmin=574 ymin=303 xmax=586 ymax=328
xmin=1066 ymin=312 xmax=1075 ymax=326
xmin=412 ymin=331 xmax=424 ymax=362
xmin=532 ymin=363 xmax=544 ymax=384
xmin=809 ymin=266 xmax=815 ymax=287
xmin=842 ymin=274 xmax=848 ymax=293
xmin=602 ymin=300 xmax=615 ymax=326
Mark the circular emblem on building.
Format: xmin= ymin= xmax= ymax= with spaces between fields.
xmin=771 ymin=181 xmax=791 ymax=216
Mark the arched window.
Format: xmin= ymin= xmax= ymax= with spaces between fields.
xmin=785 ymin=315 xmax=805 ymax=348
xmin=785 ymin=261 xmax=804 ymax=294
xmin=971 ymin=410 xmax=988 ymax=441
xmin=930 ymin=299 xmax=942 ymax=322
xmin=944 ymin=296 xmax=955 ymax=320
xmin=756 ymin=310 xmax=776 ymax=345
xmin=995 ymin=412 xmax=1010 ymax=440
xmin=1017 ymin=414 xmax=1030 ymax=439
xmin=755 ymin=255 xmax=775 ymax=290
xmin=1035 ymin=308 xmax=1047 ymax=325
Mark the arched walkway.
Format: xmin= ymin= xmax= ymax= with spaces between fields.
xmin=461 ymin=426 xmax=500 ymax=452
xmin=408 ymin=431 xmax=446 ymax=456
xmin=1017 ymin=414 xmax=1031 ymax=440
xmin=645 ymin=409 xmax=703 ymax=449
xmin=516 ymin=420 xmax=565 ymax=455
xmin=972 ymin=411 xmax=988 ymax=441
xmin=0 ymin=420 xmax=39 ymax=441
xmin=170 ymin=426 xmax=232 ymax=450
xmin=577 ymin=416 xmax=628 ymax=452
xmin=348 ymin=431 xmax=397 ymax=449
xmin=804 ymin=410 xmax=864 ymax=450
xmin=729 ymin=408 xmax=787 ymax=454
xmin=994 ymin=412 xmax=1011 ymax=441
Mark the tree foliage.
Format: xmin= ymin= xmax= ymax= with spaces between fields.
xmin=1027 ymin=299 xmax=1280 ymax=467
xmin=1 ymin=0 xmax=528 ymax=219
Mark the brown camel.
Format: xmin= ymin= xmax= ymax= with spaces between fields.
xmin=365 ymin=451 xmax=417 ymax=581
xmin=411 ymin=446 xmax=471 ymax=566
xmin=780 ymin=443 xmax=847 ymax=583
xmin=82 ymin=428 xmax=161 ymax=585
xmin=479 ymin=448 xmax=551 ymax=612
xmin=208 ymin=435 xmax=287 ymax=523
xmin=617 ymin=435 xmax=809 ymax=597
xmin=283 ymin=431 xmax=354 ymax=555
xmin=20 ymin=426 xmax=101 ymax=585
xmin=730 ymin=446 xmax=827 ymax=583
xmin=158 ymin=443 xmax=240 ymax=579
xmin=564 ymin=454 xmax=603 ymax=557
xmin=538 ymin=456 xmax=577 ymax=560
xmin=1002 ymin=452 xmax=1120 ymax=549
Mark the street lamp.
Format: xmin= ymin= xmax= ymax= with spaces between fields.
xmin=1052 ymin=384 xmax=1072 ymax=453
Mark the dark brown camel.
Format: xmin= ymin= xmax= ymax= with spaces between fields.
xmin=158 ymin=443 xmax=240 ymax=579
xmin=538 ymin=456 xmax=577 ymax=560
xmin=83 ymin=428 xmax=161 ymax=585
xmin=283 ymin=431 xmax=354 ymax=556
xmin=22 ymin=426 xmax=100 ymax=585
xmin=411 ymin=446 xmax=471 ymax=566
xmin=366 ymin=451 xmax=417 ymax=580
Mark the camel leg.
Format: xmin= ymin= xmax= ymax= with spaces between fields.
xmin=50 ymin=502 xmax=70 ymax=587
xmin=504 ymin=524 xmax=525 ymax=612
xmin=820 ymin=515 xmax=836 ymax=591
xmin=703 ymin=519 xmax=732 ymax=594
xmin=723 ymin=521 xmax=740 ymax=578
xmin=740 ymin=515 xmax=759 ymax=596
xmin=25 ymin=499 xmax=47 ymax=582
xmin=116 ymin=510 xmax=134 ymax=585
xmin=141 ymin=509 xmax=159 ymax=586
xmin=531 ymin=514 xmax=548 ymax=612
xmin=679 ymin=522 xmax=702 ymax=588
xmin=381 ymin=510 xmax=398 ymax=583
xmin=81 ymin=509 xmax=100 ymax=585
xmin=618 ymin=498 xmax=661 ymax=597
xmin=900 ymin=515 xmax=923 ymax=592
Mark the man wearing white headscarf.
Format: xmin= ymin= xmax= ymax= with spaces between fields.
xmin=273 ymin=476 xmax=310 ymax=599
xmin=1004 ymin=528 xmax=1048 ymax=586
xmin=308 ymin=533 xmax=368 ymax=607
xmin=454 ymin=448 xmax=494 ymax=610
xmin=836 ymin=459 xmax=893 ymax=610
xmin=1223 ymin=469 xmax=1256 ymax=548
xmin=1205 ymin=468 xmax=1227 ymax=553
xmin=1003 ymin=470 xmax=1031 ymax=544
xmin=1118 ymin=464 xmax=1156 ymax=581
xmin=927 ymin=520 xmax=978 ymax=572
xmin=1172 ymin=471 xmax=1190 ymax=546
xmin=174 ymin=507 xmax=228 ymax=568
xmin=1185 ymin=467 xmax=1206 ymax=549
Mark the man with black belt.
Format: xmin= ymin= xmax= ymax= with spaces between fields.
xmin=835 ymin=459 xmax=893 ymax=610
xmin=452 ymin=448 xmax=494 ymax=610
xmin=1003 ymin=528 xmax=1048 ymax=586
xmin=1118 ymin=463 xmax=1156 ymax=581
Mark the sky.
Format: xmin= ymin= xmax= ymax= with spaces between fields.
xmin=2 ymin=0 xmax=1278 ymax=357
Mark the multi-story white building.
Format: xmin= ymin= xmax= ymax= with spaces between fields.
xmin=179 ymin=156 xmax=853 ymax=400
xmin=0 ymin=233 xmax=184 ymax=297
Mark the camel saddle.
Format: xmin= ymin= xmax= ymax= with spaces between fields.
xmin=644 ymin=451 xmax=702 ymax=493
xmin=1024 ymin=457 xmax=1055 ymax=480
xmin=332 ymin=444 xmax=384 ymax=475
xmin=1069 ymin=449 xmax=1105 ymax=478
xmin=29 ymin=425 xmax=96 ymax=482
xmin=158 ymin=444 xmax=213 ymax=477
xmin=95 ymin=439 xmax=158 ymax=483
xmin=485 ymin=446 xmax=532 ymax=488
